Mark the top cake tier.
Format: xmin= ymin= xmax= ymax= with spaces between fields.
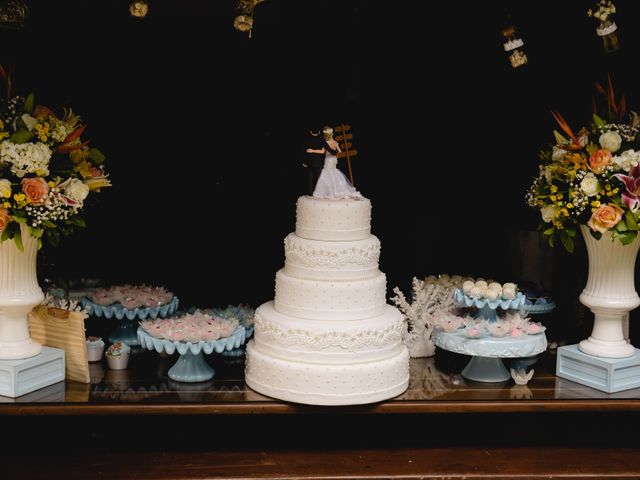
xmin=295 ymin=196 xmax=372 ymax=241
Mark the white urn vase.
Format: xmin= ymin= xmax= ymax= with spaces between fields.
xmin=0 ymin=223 xmax=43 ymax=359
xmin=578 ymin=225 xmax=640 ymax=358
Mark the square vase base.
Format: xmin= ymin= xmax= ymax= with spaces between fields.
xmin=556 ymin=344 xmax=640 ymax=393
xmin=0 ymin=346 xmax=65 ymax=398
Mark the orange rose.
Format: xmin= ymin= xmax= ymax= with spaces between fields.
xmin=589 ymin=149 xmax=613 ymax=174
xmin=0 ymin=208 xmax=10 ymax=232
xmin=587 ymin=204 xmax=624 ymax=233
xmin=21 ymin=177 xmax=49 ymax=205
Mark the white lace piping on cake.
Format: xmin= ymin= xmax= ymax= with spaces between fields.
xmin=284 ymin=236 xmax=380 ymax=269
xmin=254 ymin=315 xmax=403 ymax=351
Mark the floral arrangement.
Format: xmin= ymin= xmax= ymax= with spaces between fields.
xmin=0 ymin=66 xmax=110 ymax=249
xmin=526 ymin=76 xmax=640 ymax=251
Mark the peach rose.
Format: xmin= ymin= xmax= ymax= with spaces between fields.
xmin=0 ymin=208 xmax=9 ymax=232
xmin=589 ymin=149 xmax=613 ymax=174
xmin=21 ymin=177 xmax=49 ymax=205
xmin=587 ymin=204 xmax=624 ymax=233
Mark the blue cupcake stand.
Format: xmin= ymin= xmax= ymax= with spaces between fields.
xmin=434 ymin=289 xmax=547 ymax=382
xmin=137 ymin=326 xmax=246 ymax=382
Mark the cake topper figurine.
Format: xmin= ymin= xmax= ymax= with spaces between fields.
xmin=306 ymin=125 xmax=362 ymax=199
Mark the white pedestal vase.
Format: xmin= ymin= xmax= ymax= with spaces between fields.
xmin=578 ymin=225 xmax=640 ymax=359
xmin=0 ymin=224 xmax=43 ymax=360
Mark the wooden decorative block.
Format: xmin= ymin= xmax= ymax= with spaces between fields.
xmin=556 ymin=344 xmax=640 ymax=393
xmin=28 ymin=306 xmax=90 ymax=384
xmin=0 ymin=346 xmax=65 ymax=398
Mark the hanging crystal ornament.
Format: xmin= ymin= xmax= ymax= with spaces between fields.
xmin=129 ymin=0 xmax=149 ymax=19
xmin=502 ymin=25 xmax=528 ymax=69
xmin=587 ymin=0 xmax=619 ymax=53
xmin=234 ymin=0 xmax=266 ymax=38
xmin=0 ymin=0 xmax=29 ymax=30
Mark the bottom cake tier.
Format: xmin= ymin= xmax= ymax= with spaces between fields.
xmin=245 ymin=341 xmax=409 ymax=406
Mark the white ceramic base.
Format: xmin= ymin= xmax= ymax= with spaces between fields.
xmin=0 ymin=346 xmax=65 ymax=398
xmin=578 ymin=226 xmax=640 ymax=359
xmin=556 ymin=344 xmax=640 ymax=393
xmin=0 ymin=336 xmax=42 ymax=360
xmin=0 ymin=223 xmax=45 ymax=360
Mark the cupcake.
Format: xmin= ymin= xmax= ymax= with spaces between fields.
xmin=105 ymin=342 xmax=131 ymax=370
xmin=86 ymin=336 xmax=105 ymax=362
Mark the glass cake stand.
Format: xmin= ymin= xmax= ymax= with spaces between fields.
xmin=137 ymin=326 xmax=246 ymax=382
xmin=434 ymin=289 xmax=548 ymax=382
xmin=81 ymin=297 xmax=180 ymax=346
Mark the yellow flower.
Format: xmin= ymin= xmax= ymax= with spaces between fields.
xmin=1 ymin=202 xmax=9 ymax=208
xmin=0 ymin=132 xmax=8 ymax=140
xmin=13 ymin=193 xmax=25 ymax=202
xmin=560 ymin=208 xmax=569 ymax=217
xmin=591 ymin=200 xmax=601 ymax=208
xmin=556 ymin=193 xmax=563 ymax=200
xmin=567 ymin=203 xmax=574 ymax=209
xmin=550 ymin=195 xmax=557 ymax=202
xmin=550 ymin=185 xmax=558 ymax=193
xmin=34 ymin=122 xmax=50 ymax=142
xmin=69 ymin=148 xmax=89 ymax=164
xmin=553 ymin=220 xmax=564 ymax=229
xmin=47 ymin=181 xmax=56 ymax=188
xmin=74 ymin=160 xmax=93 ymax=179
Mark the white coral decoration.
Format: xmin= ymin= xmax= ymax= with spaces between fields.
xmin=391 ymin=276 xmax=458 ymax=358
xmin=0 ymin=141 xmax=52 ymax=177
xmin=41 ymin=293 xmax=89 ymax=317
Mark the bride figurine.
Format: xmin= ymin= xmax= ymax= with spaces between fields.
xmin=307 ymin=126 xmax=362 ymax=199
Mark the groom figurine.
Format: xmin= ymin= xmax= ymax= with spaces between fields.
xmin=304 ymin=127 xmax=325 ymax=195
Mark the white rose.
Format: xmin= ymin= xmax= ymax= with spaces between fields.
xmin=64 ymin=178 xmax=90 ymax=202
xmin=0 ymin=179 xmax=11 ymax=198
xmin=613 ymin=149 xmax=640 ymax=172
xmin=599 ymin=131 xmax=622 ymax=153
xmin=580 ymin=172 xmax=600 ymax=197
xmin=541 ymin=205 xmax=558 ymax=223
xmin=551 ymin=146 xmax=566 ymax=162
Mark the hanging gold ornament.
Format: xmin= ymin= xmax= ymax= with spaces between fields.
xmin=234 ymin=0 xmax=266 ymax=38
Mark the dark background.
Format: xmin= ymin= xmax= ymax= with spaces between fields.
xmin=2 ymin=0 xmax=640 ymax=342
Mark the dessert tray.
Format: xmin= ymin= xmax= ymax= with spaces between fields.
xmin=81 ymin=289 xmax=179 ymax=347
xmin=137 ymin=326 xmax=246 ymax=382
xmin=434 ymin=287 xmax=547 ymax=382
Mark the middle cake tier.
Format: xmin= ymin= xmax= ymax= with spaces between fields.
xmin=274 ymin=269 xmax=388 ymax=320
xmin=283 ymin=233 xmax=381 ymax=281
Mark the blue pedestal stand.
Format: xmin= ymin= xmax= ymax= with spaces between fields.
xmin=434 ymin=289 xmax=547 ymax=383
xmin=556 ymin=344 xmax=640 ymax=393
xmin=138 ymin=326 xmax=246 ymax=383
xmin=81 ymin=297 xmax=180 ymax=347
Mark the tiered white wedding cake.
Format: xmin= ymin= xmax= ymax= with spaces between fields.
xmin=246 ymin=195 xmax=410 ymax=405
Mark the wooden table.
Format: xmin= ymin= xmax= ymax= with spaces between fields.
xmin=1 ymin=348 xmax=639 ymax=479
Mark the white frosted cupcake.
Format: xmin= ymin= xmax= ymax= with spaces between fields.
xmin=86 ymin=336 xmax=105 ymax=362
